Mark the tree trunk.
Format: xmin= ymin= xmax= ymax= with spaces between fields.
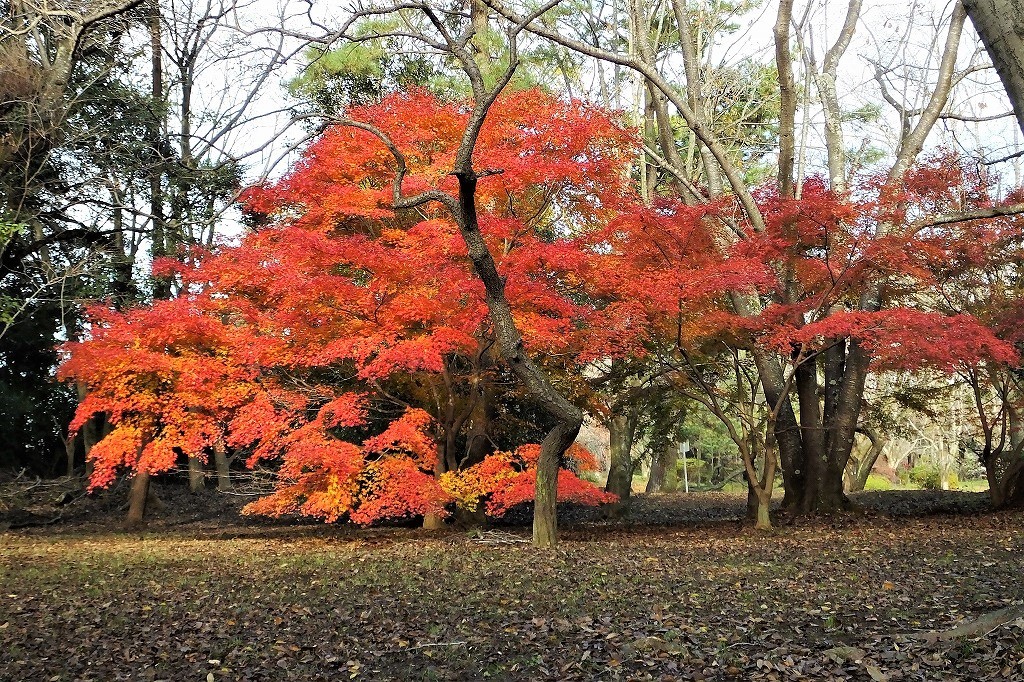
xmin=424 ymin=444 xmax=448 ymax=530
xmin=76 ymin=383 xmax=101 ymax=483
xmin=678 ymin=445 xmax=688 ymax=491
xmin=646 ymin=441 xmax=678 ymax=493
xmin=148 ymin=4 xmax=171 ymax=299
xmin=64 ymin=432 xmax=77 ymax=477
xmin=463 ymin=378 xmax=494 ymax=468
xmin=751 ymin=350 xmax=805 ymax=510
xmin=187 ymin=456 xmax=205 ymax=492
xmin=663 ymin=442 xmax=680 ymax=492
xmin=963 ymin=0 xmax=1024 ymax=135
xmin=774 ymin=0 xmax=798 ymax=197
xmin=605 ymin=409 xmax=638 ymax=511
xmin=1001 ymin=463 xmax=1024 ymax=508
xmin=82 ymin=415 xmax=100 ymax=460
xmin=795 ymin=355 xmax=826 ymax=510
xmin=452 ymin=171 xmax=584 ymax=548
xmin=985 ymin=453 xmax=1005 ymax=507
xmin=753 ymin=488 xmax=772 ymax=531
xmin=816 ymin=342 xmax=871 ymax=511
xmin=1001 ymin=403 xmax=1024 ymax=507
xmin=646 ymin=452 xmax=665 ymax=493
xmin=124 ymin=471 xmax=151 ymax=530
xmin=746 ymin=475 xmax=758 ymax=520
xmin=533 ymin=422 xmax=578 ymax=547
xmin=422 ymin=512 xmax=446 ymax=530
xmin=213 ymin=438 xmax=232 ymax=491
xmin=986 ymin=447 xmax=1024 ymax=509
xmin=848 ymin=428 xmax=888 ymax=492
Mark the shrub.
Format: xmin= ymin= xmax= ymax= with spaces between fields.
xmin=909 ymin=464 xmax=959 ymax=490
xmin=863 ymin=474 xmax=892 ymax=491
xmin=909 ymin=464 xmax=941 ymax=489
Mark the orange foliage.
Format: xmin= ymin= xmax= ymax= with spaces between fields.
xmin=586 ymin=158 xmax=1022 ymax=373
xmin=61 ymin=89 xmax=628 ymax=522
xmin=61 ymin=90 xmax=1022 ymax=526
xmin=439 ymin=444 xmax=616 ymax=515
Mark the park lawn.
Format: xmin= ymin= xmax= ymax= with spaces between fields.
xmin=1 ymin=496 xmax=1022 ymax=681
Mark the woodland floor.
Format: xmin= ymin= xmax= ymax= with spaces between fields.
xmin=1 ymin=483 xmax=1022 ymax=681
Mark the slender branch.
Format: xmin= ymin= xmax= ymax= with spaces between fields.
xmin=333 ymin=118 xmax=460 ymax=215
xmin=482 ymin=0 xmax=767 ymax=233
xmin=911 ymin=202 xmax=1024 ymax=229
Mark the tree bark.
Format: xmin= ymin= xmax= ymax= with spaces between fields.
xmin=82 ymin=415 xmax=100 ymax=460
xmin=749 ymin=349 xmax=804 ymax=510
xmin=812 ymin=0 xmax=862 ymax=193
xmin=124 ymin=471 xmax=151 ymax=530
xmin=458 ymin=172 xmax=584 ymax=547
xmin=213 ymin=438 xmax=232 ymax=491
xmin=605 ymin=408 xmax=639 ymax=508
xmin=744 ymin=443 xmax=777 ymax=530
xmin=987 ymin=447 xmax=1024 ymax=508
xmin=64 ymin=432 xmax=77 ymax=477
xmin=963 ymin=0 xmax=1024 ymax=135
xmin=422 ymin=513 xmax=446 ymax=530
xmin=795 ymin=355 xmax=825 ymax=510
xmin=647 ymin=441 xmax=679 ymax=493
xmin=1000 ymin=463 xmax=1024 ymax=508
xmin=774 ymin=0 xmax=797 ymax=197
xmin=424 ymin=444 xmax=447 ymax=529
xmin=148 ymin=3 xmax=171 ymax=299
xmin=187 ymin=456 xmax=205 ymax=492
xmin=647 ymin=451 xmax=665 ymax=494
xmin=816 ymin=341 xmax=872 ymax=511
xmin=1000 ymin=403 xmax=1024 ymax=507
xmin=753 ymin=488 xmax=772 ymax=531
xmin=848 ymin=428 xmax=888 ymax=492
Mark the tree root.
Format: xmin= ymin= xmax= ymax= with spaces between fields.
xmin=909 ymin=603 xmax=1024 ymax=644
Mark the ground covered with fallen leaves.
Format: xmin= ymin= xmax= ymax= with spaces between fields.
xmin=1 ymin=489 xmax=1022 ymax=681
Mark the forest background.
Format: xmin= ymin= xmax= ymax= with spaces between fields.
xmin=3 ymin=0 xmax=1024 ymax=545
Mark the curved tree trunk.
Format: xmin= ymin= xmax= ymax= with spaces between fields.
xmin=534 ymin=422 xmax=579 ymax=547
xmin=452 ymin=172 xmax=584 ymax=548
xmin=848 ymin=428 xmax=888 ymax=492
xmin=963 ymin=0 xmax=1024 ymax=135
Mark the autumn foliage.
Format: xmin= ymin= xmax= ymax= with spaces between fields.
xmin=61 ymin=88 xmax=1023 ymax=525
xmin=743 ymin=161 xmax=1021 ymax=372
xmin=582 ymin=160 xmax=1021 ymax=373
xmin=61 ymin=89 xmax=629 ymax=524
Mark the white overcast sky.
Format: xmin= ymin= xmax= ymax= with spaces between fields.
xmin=204 ymin=0 xmax=1021 ymax=200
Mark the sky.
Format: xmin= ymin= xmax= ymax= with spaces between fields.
xmin=191 ymin=0 xmax=1023 ymax=211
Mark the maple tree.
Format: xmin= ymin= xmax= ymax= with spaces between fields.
xmin=733 ymin=165 xmax=1019 ymax=515
xmin=906 ymin=177 xmax=1024 ymax=507
xmin=60 ymin=88 xmax=626 ymax=526
xmin=563 ymin=154 xmax=1024 ymax=525
xmin=482 ymin=0 xmax=1024 ymax=525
